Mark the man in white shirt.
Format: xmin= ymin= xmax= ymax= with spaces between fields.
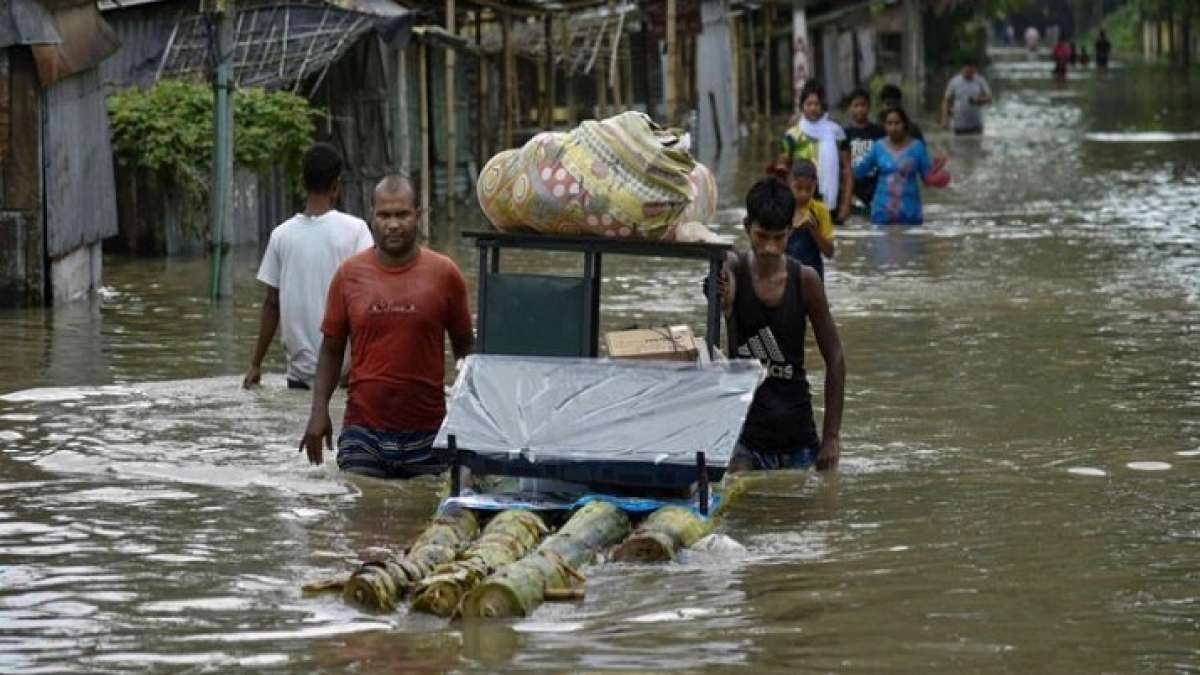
xmin=940 ymin=62 xmax=993 ymax=135
xmin=243 ymin=143 xmax=374 ymax=389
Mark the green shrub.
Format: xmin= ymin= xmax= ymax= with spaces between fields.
xmin=108 ymin=80 xmax=318 ymax=209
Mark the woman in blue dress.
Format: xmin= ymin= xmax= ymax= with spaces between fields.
xmin=854 ymin=108 xmax=933 ymax=225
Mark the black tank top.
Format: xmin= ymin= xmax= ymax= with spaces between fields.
xmin=728 ymin=252 xmax=819 ymax=451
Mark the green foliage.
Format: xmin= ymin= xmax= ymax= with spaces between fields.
xmin=108 ymin=80 xmax=318 ymax=207
xmin=925 ymin=6 xmax=992 ymax=68
xmin=1090 ymin=1 xmax=1142 ymax=55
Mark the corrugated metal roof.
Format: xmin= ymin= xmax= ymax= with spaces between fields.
xmin=96 ymin=0 xmax=186 ymax=89
xmin=100 ymin=0 xmax=412 ymax=18
xmin=0 ymin=0 xmax=63 ymax=48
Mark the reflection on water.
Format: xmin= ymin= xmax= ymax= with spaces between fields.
xmin=1 ymin=61 xmax=1199 ymax=671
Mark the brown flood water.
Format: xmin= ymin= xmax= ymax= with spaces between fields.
xmin=0 ymin=56 xmax=1198 ymax=672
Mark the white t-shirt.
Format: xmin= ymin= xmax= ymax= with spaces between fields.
xmin=944 ymin=74 xmax=992 ymax=132
xmin=256 ymin=210 xmax=374 ymax=385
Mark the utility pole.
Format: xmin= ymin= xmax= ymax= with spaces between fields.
xmin=207 ymin=0 xmax=234 ymax=301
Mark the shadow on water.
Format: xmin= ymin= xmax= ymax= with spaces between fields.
xmin=0 ymin=61 xmax=1198 ymax=671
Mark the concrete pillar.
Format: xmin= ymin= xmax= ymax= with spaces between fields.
xmin=50 ymin=241 xmax=102 ymax=305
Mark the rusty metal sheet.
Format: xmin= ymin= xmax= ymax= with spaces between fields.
xmin=30 ymin=1 xmax=120 ymax=87
xmin=43 ymin=68 xmax=118 ymax=258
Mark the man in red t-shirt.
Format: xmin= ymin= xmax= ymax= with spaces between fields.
xmin=300 ymin=176 xmax=474 ymax=478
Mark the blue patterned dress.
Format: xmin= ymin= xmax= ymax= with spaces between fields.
xmin=853 ymin=139 xmax=932 ymax=225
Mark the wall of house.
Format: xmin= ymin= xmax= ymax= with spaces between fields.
xmin=0 ymin=48 xmax=46 ymax=308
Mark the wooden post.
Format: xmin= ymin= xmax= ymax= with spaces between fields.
xmin=562 ymin=14 xmax=575 ymax=125
xmin=622 ymin=31 xmax=633 ymax=111
xmin=608 ymin=2 xmax=624 ymax=111
xmin=502 ymin=10 xmax=515 ymax=148
xmin=444 ymin=0 xmax=457 ymax=222
xmin=596 ymin=63 xmax=607 ymax=117
xmin=545 ymin=14 xmax=555 ymax=128
xmin=476 ymin=10 xmax=487 ymax=164
xmin=747 ymin=8 xmax=759 ymax=128
xmin=729 ymin=12 xmax=739 ymax=130
xmin=665 ymin=0 xmax=677 ymax=124
xmin=419 ymin=41 xmax=431 ymax=239
xmin=393 ymin=47 xmax=410 ymax=175
xmin=761 ymin=0 xmax=772 ymax=121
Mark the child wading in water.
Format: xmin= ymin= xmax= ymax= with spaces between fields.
xmin=785 ymin=159 xmax=835 ymax=280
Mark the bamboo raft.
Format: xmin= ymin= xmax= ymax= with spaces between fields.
xmin=305 ymin=483 xmax=743 ymax=621
xmin=302 ymin=355 xmax=765 ymax=622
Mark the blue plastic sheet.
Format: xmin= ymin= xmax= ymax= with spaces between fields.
xmin=439 ymin=491 xmax=724 ymax=520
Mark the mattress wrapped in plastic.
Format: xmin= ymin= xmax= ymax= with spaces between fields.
xmin=477 ymin=111 xmax=717 ymax=241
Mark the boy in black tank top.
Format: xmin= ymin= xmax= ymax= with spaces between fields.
xmin=718 ymin=178 xmax=846 ymax=472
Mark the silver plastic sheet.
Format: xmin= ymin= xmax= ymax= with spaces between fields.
xmin=434 ymin=355 xmax=763 ymax=468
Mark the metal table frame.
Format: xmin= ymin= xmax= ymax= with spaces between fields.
xmin=465 ymin=231 xmax=732 ymax=358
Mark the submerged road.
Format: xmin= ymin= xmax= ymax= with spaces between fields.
xmin=0 ymin=55 xmax=1197 ymax=671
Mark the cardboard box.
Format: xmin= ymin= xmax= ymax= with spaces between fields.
xmin=605 ymin=325 xmax=700 ymax=362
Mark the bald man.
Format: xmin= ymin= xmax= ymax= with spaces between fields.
xmin=301 ymin=176 xmax=475 ymax=478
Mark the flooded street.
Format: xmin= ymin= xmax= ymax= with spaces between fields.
xmin=2 ymin=56 xmax=1199 ymax=672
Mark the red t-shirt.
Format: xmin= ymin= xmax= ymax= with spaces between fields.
xmin=321 ymin=248 xmax=472 ymax=432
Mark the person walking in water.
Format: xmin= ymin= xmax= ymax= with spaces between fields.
xmin=244 ymin=143 xmax=374 ymax=390
xmin=300 ymin=176 xmax=474 ymax=479
xmin=844 ymin=87 xmax=886 ymax=213
xmin=1024 ymin=25 xmax=1041 ymax=53
xmin=855 ymin=107 xmax=941 ymax=226
xmin=940 ymin=61 xmax=993 ymax=135
xmin=779 ymin=80 xmax=853 ymax=224
xmin=1095 ymin=30 xmax=1112 ymax=68
xmin=718 ymin=178 xmax=845 ymax=472
xmin=785 ymin=159 xmax=835 ymax=280
xmin=879 ymin=84 xmax=925 ymax=142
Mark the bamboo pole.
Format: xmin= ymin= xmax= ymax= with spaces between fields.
xmin=607 ymin=1 xmax=624 ymax=111
xmin=445 ymin=0 xmax=457 ymax=222
xmin=622 ymin=31 xmax=633 ymax=111
xmin=746 ymin=7 xmax=759 ymax=128
xmin=395 ymin=47 xmax=410 ymax=175
xmin=544 ymin=14 xmax=555 ymax=129
xmin=476 ymin=10 xmax=486 ymax=165
xmin=761 ymin=0 xmax=772 ymax=121
xmin=729 ymin=11 xmax=740 ymax=135
xmin=502 ymin=10 xmax=515 ymax=148
xmin=665 ymin=0 xmax=677 ymax=124
xmin=562 ymin=14 xmax=575 ymax=126
xmin=596 ymin=63 xmax=606 ymax=117
xmin=419 ymin=41 xmax=431 ymax=239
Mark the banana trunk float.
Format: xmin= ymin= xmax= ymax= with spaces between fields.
xmin=411 ymin=509 xmax=549 ymax=617
xmin=342 ymin=506 xmax=480 ymax=611
xmin=610 ymin=505 xmax=712 ymax=563
xmin=459 ymin=500 xmax=631 ymax=619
